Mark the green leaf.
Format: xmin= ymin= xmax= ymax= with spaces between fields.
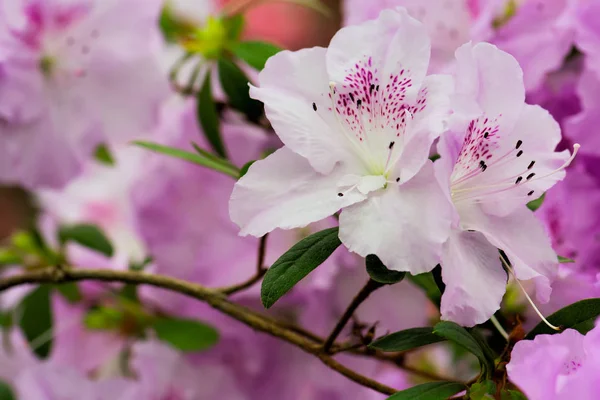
xmin=0 ymin=249 xmax=21 ymax=266
xmin=469 ymin=381 xmax=496 ymax=399
xmin=239 ymin=160 xmax=255 ymax=178
xmin=59 ymin=224 xmax=114 ymax=257
xmin=261 ymin=227 xmax=341 ymax=308
xmin=217 ymin=58 xmax=263 ymax=121
xmin=232 ymin=41 xmax=282 ymax=70
xmin=197 ymin=71 xmax=227 ymax=157
xmin=365 ymin=254 xmax=406 ymax=284
xmin=94 ymin=143 xmax=115 ymax=166
xmin=133 ymin=141 xmax=239 ymax=178
xmin=56 ymin=283 xmax=82 ymax=303
xmin=19 ymin=285 xmax=53 ymax=359
xmin=408 ymin=272 xmax=442 ymax=307
xmin=369 ymin=327 xmax=445 ymax=352
xmin=152 ymin=317 xmax=219 ymax=352
xmin=527 ymin=192 xmax=545 ymax=211
xmin=223 ymin=14 xmax=245 ymax=42
xmin=433 ymin=321 xmax=494 ymax=376
xmin=558 ymin=255 xmax=575 ymax=263
xmin=84 ymin=306 xmax=124 ymax=331
xmin=387 ymin=381 xmax=467 ymax=400
xmin=0 ymin=381 xmax=15 ymax=400
xmin=527 ymin=298 xmax=600 ymax=338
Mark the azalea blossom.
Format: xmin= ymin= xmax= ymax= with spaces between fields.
xmin=230 ymin=8 xmax=453 ymax=273
xmin=435 ymin=42 xmax=575 ymax=326
xmin=507 ymin=322 xmax=600 ymax=400
xmin=0 ymin=0 xmax=168 ymax=188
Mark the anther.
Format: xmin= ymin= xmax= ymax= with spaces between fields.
xmin=337 ymin=193 xmax=344 ymax=197
xmin=395 ymin=177 xmax=400 ymax=182
xmin=516 ymin=150 xmax=523 ymax=157
xmin=527 ymin=190 xmax=534 ymax=196
xmin=312 ymin=102 xmax=317 ymax=111
xmin=357 ymin=99 xmax=362 ymax=107
xmin=526 ymin=173 xmax=535 ymax=180
xmin=370 ymin=84 xmax=375 ymax=94
xmin=375 ymin=85 xmax=379 ymax=91
xmin=516 ymin=140 xmax=523 ymax=149
xmin=528 ymin=160 xmax=535 ymax=169
xmin=349 ymin=93 xmax=355 ymax=103
xmin=484 ymin=132 xmax=489 ymax=138
xmin=389 ymin=141 xmax=395 ymax=150
xmin=515 ymin=176 xmax=523 ymax=184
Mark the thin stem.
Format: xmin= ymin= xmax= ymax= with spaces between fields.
xmin=219 ymin=235 xmax=269 ymax=295
xmin=0 ymin=267 xmax=396 ymax=396
xmin=322 ymin=279 xmax=383 ymax=352
xmin=490 ymin=315 xmax=509 ymax=341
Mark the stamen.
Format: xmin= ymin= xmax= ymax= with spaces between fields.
xmin=526 ymin=173 xmax=535 ymax=180
xmin=516 ymin=150 xmax=523 ymax=157
xmin=527 ymin=161 xmax=535 ymax=169
xmin=515 ymin=176 xmax=522 ymax=184
xmin=516 ymin=140 xmax=523 ymax=149
xmin=500 ymin=255 xmax=561 ymax=331
xmin=312 ymin=102 xmax=317 ymax=111
xmin=490 ymin=315 xmax=509 ymax=341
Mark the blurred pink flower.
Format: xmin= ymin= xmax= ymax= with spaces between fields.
xmin=0 ymin=0 xmax=168 ymax=188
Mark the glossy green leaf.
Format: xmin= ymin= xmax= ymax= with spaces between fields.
xmin=469 ymin=380 xmax=496 ymax=399
xmin=152 ymin=317 xmax=219 ymax=352
xmin=527 ymin=298 xmax=600 ymax=338
xmin=59 ymin=224 xmax=113 ymax=257
xmin=369 ymin=327 xmax=444 ymax=352
xmin=0 ymin=381 xmax=15 ymax=400
xmin=232 ymin=41 xmax=282 ymax=70
xmin=261 ymin=228 xmax=341 ymax=308
xmin=133 ymin=141 xmax=239 ymax=178
xmin=19 ymin=285 xmax=53 ymax=359
xmin=217 ymin=58 xmax=263 ymax=121
xmin=365 ymin=254 xmax=406 ymax=284
xmin=387 ymin=381 xmax=467 ymax=400
xmin=197 ymin=71 xmax=227 ymax=157
xmin=433 ymin=321 xmax=494 ymax=375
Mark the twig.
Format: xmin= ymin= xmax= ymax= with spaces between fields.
xmin=323 ymin=279 xmax=383 ymax=352
xmin=0 ymin=267 xmax=396 ymax=396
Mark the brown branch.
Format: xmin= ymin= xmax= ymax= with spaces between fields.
xmin=323 ymin=279 xmax=383 ymax=352
xmin=219 ymin=234 xmax=268 ymax=295
xmin=0 ymin=267 xmax=396 ymax=396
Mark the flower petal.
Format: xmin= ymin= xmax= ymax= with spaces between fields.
xmin=250 ymin=47 xmax=351 ymax=174
xmin=339 ymin=162 xmax=451 ymax=273
xmin=440 ymin=230 xmax=507 ymax=327
xmin=229 ymin=147 xmax=365 ymax=237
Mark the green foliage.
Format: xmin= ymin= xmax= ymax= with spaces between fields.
xmin=217 ymin=58 xmax=263 ymax=121
xmin=94 ymin=144 xmax=115 ymax=166
xmin=469 ymin=381 xmax=496 ymax=399
xmin=369 ymin=327 xmax=444 ymax=352
xmin=197 ymin=71 xmax=227 ymax=157
xmin=408 ymin=272 xmax=442 ymax=307
xmin=0 ymin=249 xmax=21 ymax=266
xmin=365 ymin=255 xmax=406 ymax=284
xmin=386 ymin=381 xmax=467 ymax=400
xmin=558 ymin=255 xmax=575 ymax=263
xmin=56 ymin=283 xmax=83 ymax=303
xmin=84 ymin=306 xmax=124 ymax=331
xmin=152 ymin=317 xmax=219 ymax=352
xmin=433 ymin=321 xmax=495 ymax=378
xmin=239 ymin=160 xmax=256 ymax=178
xmin=232 ymin=41 xmax=282 ymax=70
xmin=526 ymin=192 xmax=545 ymax=211
xmin=133 ymin=141 xmax=239 ymax=178
xmin=261 ymin=228 xmax=341 ymax=308
xmin=527 ymin=298 xmax=600 ymax=338
xmin=58 ymin=224 xmax=114 ymax=258
xmin=19 ymin=285 xmax=53 ymax=359
xmin=0 ymin=381 xmax=15 ymax=400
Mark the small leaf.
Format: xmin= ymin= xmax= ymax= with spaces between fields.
xmin=0 ymin=381 xmax=15 ymax=400
xmin=197 ymin=71 xmax=227 ymax=157
xmin=56 ymin=283 xmax=82 ymax=303
xmin=387 ymin=381 xmax=466 ymax=400
xmin=261 ymin=228 xmax=341 ymax=308
xmin=408 ymin=272 xmax=442 ymax=307
xmin=469 ymin=380 xmax=496 ymax=399
xmin=370 ymin=327 xmax=444 ymax=352
xmin=59 ymin=224 xmax=114 ymax=257
xmin=94 ymin=143 xmax=115 ymax=166
xmin=527 ymin=192 xmax=545 ymax=211
xmin=232 ymin=41 xmax=282 ymax=70
xmin=365 ymin=254 xmax=406 ymax=284
xmin=19 ymin=285 xmax=53 ymax=359
xmin=433 ymin=321 xmax=495 ymax=375
xmin=84 ymin=307 xmax=123 ymax=331
xmin=152 ymin=317 xmax=219 ymax=352
xmin=527 ymin=298 xmax=600 ymax=338
xmin=0 ymin=249 xmax=21 ymax=266
xmin=239 ymin=160 xmax=255 ymax=178
xmin=133 ymin=141 xmax=239 ymax=178
xmin=558 ymin=255 xmax=575 ymax=263
xmin=217 ymin=58 xmax=263 ymax=121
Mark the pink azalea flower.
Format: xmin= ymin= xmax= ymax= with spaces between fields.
xmin=507 ymin=322 xmax=600 ymax=400
xmin=0 ymin=0 xmax=168 ymax=189
xmin=230 ymin=8 xmax=454 ymax=273
xmin=435 ymin=42 xmax=574 ymax=326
